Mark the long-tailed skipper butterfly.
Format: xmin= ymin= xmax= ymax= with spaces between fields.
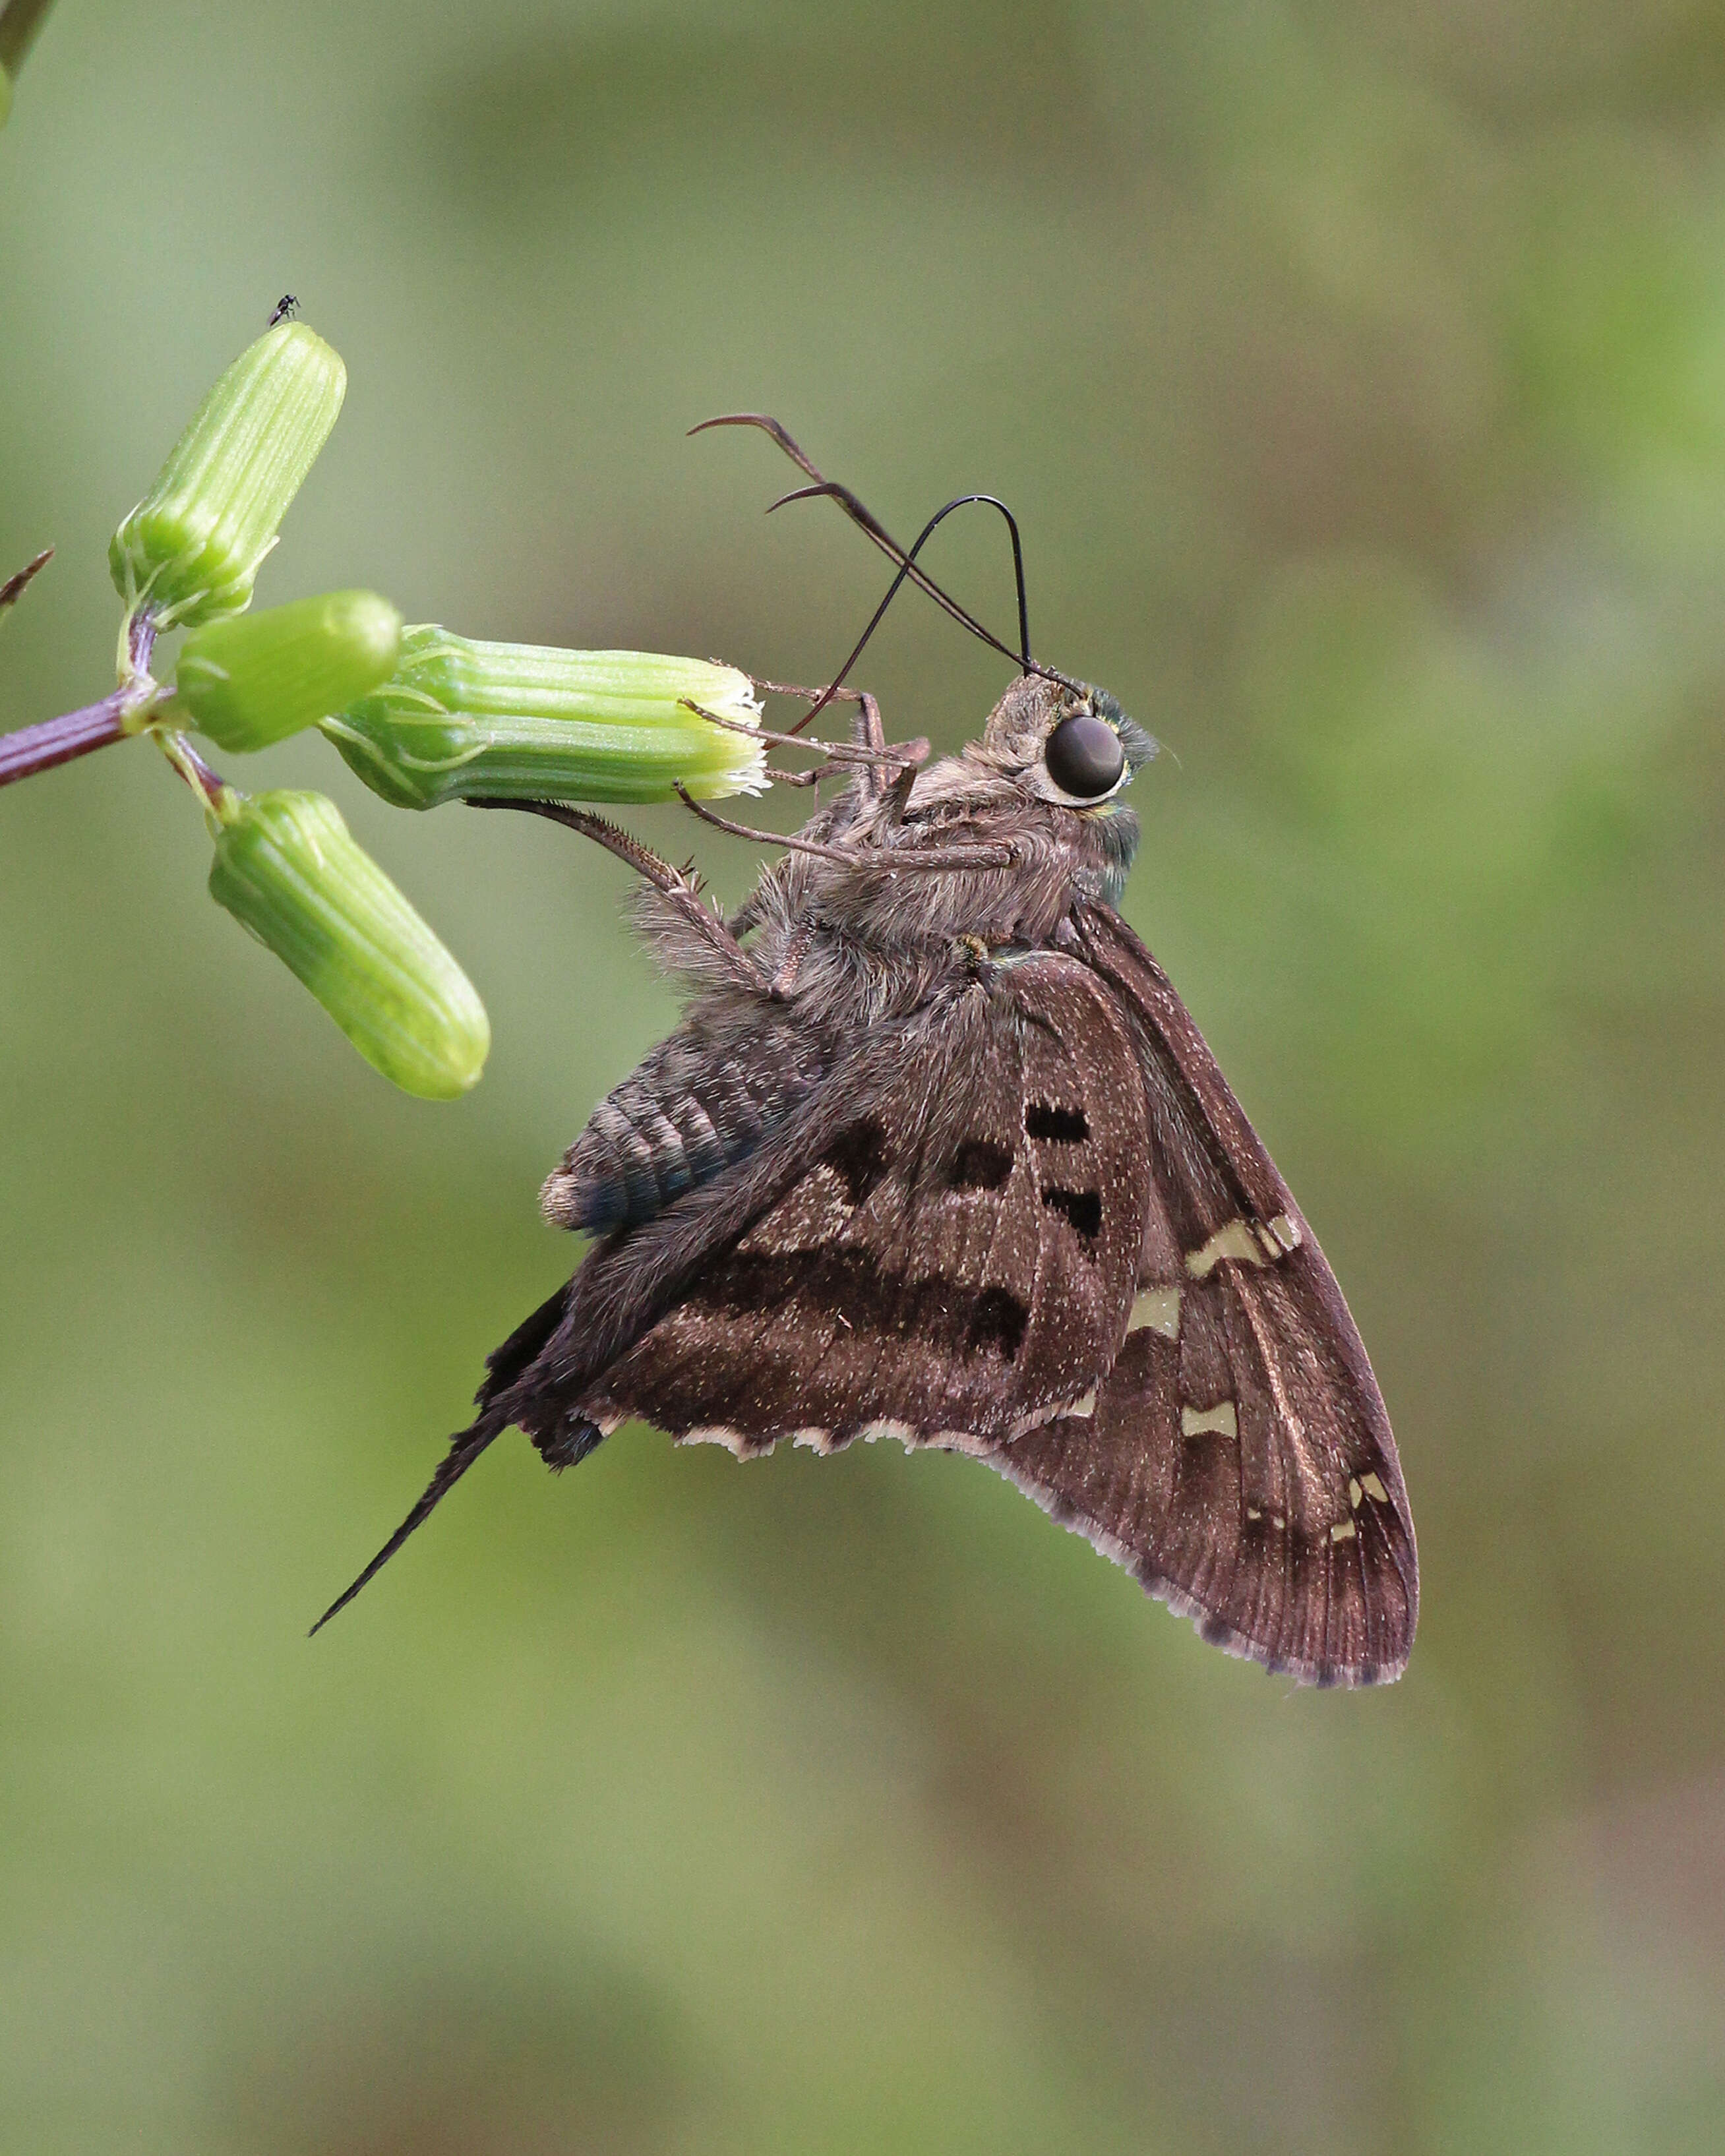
xmin=315 ymin=417 xmax=1418 ymax=1685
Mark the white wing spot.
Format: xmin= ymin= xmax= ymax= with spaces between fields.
xmin=1267 ymin=1213 xmax=1302 ymax=1253
xmin=1185 ymin=1221 xmax=1268 ymax=1278
xmin=1126 ymin=1286 xmax=1182 ymax=1338
xmin=1359 ymin=1472 xmax=1389 ymax=1503
xmin=1064 ymin=1387 xmax=1098 ymax=1420
xmin=1181 ymin=1401 xmax=1238 ymax=1439
xmin=1349 ymin=1476 xmax=1364 ymax=1509
xmin=1331 ymin=1520 xmax=1358 ymax=1543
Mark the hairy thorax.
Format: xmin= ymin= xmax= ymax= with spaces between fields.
xmin=744 ymin=754 xmax=1141 ymax=1025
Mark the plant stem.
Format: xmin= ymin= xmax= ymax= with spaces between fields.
xmin=0 ymin=695 xmax=132 ymax=788
xmin=0 ymin=0 xmax=56 ymax=80
xmin=0 ymin=616 xmax=164 ymax=791
xmin=156 ymin=729 xmax=238 ymax=823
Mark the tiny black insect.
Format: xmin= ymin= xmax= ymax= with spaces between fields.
xmin=268 ymin=294 xmax=299 ymax=325
xmin=315 ymin=419 xmax=1417 ymax=1685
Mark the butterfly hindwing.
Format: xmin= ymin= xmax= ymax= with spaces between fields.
xmin=581 ymin=955 xmax=1151 ymax=1453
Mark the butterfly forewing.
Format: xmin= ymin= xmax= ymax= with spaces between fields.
xmin=992 ymin=1255 xmax=1415 ymax=1683
xmin=984 ymin=905 xmax=1418 ymax=1684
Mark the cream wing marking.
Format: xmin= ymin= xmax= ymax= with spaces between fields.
xmin=1126 ymin=1286 xmax=1181 ymax=1338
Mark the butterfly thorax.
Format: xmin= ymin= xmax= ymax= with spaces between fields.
xmin=742 ymin=664 xmax=1159 ymax=992
xmin=747 ymin=763 xmax=1142 ymax=1003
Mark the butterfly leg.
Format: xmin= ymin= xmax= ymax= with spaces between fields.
xmin=878 ymin=759 xmax=917 ymax=829
xmin=766 ymin=918 xmax=816 ymax=999
xmin=849 ymin=692 xmax=919 ymax=816
xmin=471 ymin=797 xmax=769 ymax=996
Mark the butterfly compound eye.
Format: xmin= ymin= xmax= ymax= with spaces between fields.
xmin=1044 ymin=711 xmax=1125 ymax=799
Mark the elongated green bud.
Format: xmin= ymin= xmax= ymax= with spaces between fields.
xmin=322 ymin=628 xmax=764 ymax=808
xmin=208 ymin=790 xmax=489 ymax=1098
xmin=169 ymin=590 xmax=402 ymax=752
xmin=109 ymin=322 xmax=346 ymax=630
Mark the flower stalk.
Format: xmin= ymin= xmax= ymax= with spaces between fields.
xmin=0 ymin=605 xmax=165 ymax=791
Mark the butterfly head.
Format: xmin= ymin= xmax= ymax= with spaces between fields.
xmin=975 ymin=672 xmax=1157 ymax=812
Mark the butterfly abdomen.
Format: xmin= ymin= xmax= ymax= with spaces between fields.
xmin=540 ymin=1010 xmax=841 ymax=1232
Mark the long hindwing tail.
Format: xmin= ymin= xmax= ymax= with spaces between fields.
xmin=309 ymin=1282 xmax=574 ymax=1632
xmin=308 ymin=1411 xmax=504 ymax=1635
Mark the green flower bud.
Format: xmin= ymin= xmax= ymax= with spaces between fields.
xmin=322 ymin=628 xmax=764 ymax=809
xmin=109 ymin=322 xmax=346 ymax=630
xmin=208 ymin=789 xmax=489 ymax=1099
xmin=169 ymin=590 xmax=402 ymax=753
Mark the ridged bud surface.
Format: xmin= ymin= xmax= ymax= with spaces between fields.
xmin=323 ymin=628 xmax=764 ymax=808
xmin=208 ymin=789 xmax=489 ymax=1098
xmin=109 ymin=322 xmax=346 ymax=629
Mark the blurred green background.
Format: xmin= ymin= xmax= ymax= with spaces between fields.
xmin=5 ymin=2 xmax=1725 ymax=2149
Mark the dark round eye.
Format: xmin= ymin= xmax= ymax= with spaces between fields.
xmin=1044 ymin=712 xmax=1125 ymax=799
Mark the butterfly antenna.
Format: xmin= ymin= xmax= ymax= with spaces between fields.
xmin=308 ymin=1410 xmax=505 ymax=1635
xmin=691 ymin=415 xmax=1043 ymax=724
xmin=786 ymin=493 xmax=1037 ymax=729
xmin=691 ymin=413 xmax=1007 ymax=653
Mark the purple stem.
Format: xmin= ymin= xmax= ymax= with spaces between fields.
xmin=0 ymin=694 xmax=131 ymax=789
xmin=0 ymin=611 xmax=160 ymax=793
xmin=168 ymin=734 xmax=229 ymax=814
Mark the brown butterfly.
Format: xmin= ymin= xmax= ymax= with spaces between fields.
xmin=314 ymin=421 xmax=1417 ymax=1685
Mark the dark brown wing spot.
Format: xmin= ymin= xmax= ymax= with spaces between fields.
xmin=822 ymin=1120 xmax=889 ymax=1207
xmin=949 ymin=1138 xmax=1014 ymax=1191
xmin=1026 ymin=1102 xmax=1087 ymax=1142
xmin=1041 ymin=1186 xmax=1102 ymax=1243
xmin=697 ymin=1247 xmax=1027 ymax=1364
xmin=968 ymin=1286 xmax=1028 ymax=1362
